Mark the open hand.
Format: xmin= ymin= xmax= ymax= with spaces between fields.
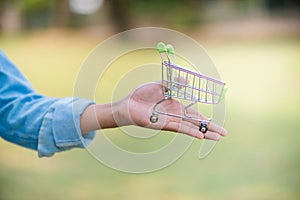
xmin=116 ymin=82 xmax=227 ymax=141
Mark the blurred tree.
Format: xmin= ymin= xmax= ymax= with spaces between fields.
xmin=108 ymin=0 xmax=132 ymax=32
xmin=0 ymin=0 xmax=22 ymax=34
xmin=265 ymin=0 xmax=300 ymax=10
xmin=19 ymin=0 xmax=52 ymax=13
xmin=20 ymin=0 xmax=53 ymax=29
xmin=1 ymin=0 xmax=298 ymax=34
xmin=0 ymin=0 xmax=6 ymax=33
xmin=53 ymin=0 xmax=72 ymax=27
xmin=108 ymin=0 xmax=203 ymax=31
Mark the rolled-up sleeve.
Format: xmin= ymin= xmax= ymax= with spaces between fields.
xmin=0 ymin=50 xmax=96 ymax=157
xmin=38 ymin=98 xmax=96 ymax=157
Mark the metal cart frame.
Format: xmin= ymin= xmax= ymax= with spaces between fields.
xmin=150 ymin=42 xmax=226 ymax=133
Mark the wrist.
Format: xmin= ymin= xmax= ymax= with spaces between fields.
xmin=80 ymin=98 xmax=131 ymax=134
xmin=111 ymin=98 xmax=131 ymax=127
xmin=95 ymin=103 xmax=117 ymax=129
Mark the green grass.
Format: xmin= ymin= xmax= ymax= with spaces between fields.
xmin=0 ymin=30 xmax=299 ymax=200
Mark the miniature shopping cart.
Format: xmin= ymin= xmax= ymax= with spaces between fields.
xmin=150 ymin=42 xmax=227 ymax=133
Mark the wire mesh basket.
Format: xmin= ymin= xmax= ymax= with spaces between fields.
xmin=150 ymin=42 xmax=227 ymax=133
xmin=162 ymin=61 xmax=225 ymax=104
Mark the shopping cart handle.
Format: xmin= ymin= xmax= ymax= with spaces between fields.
xmin=166 ymin=44 xmax=175 ymax=55
xmin=157 ymin=42 xmax=167 ymax=53
xmin=157 ymin=42 xmax=176 ymax=63
xmin=157 ymin=42 xmax=175 ymax=55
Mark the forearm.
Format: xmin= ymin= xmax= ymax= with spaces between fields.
xmin=80 ymin=102 xmax=121 ymax=134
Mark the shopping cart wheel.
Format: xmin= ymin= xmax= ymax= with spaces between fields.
xmin=150 ymin=114 xmax=158 ymax=123
xmin=200 ymin=122 xmax=208 ymax=134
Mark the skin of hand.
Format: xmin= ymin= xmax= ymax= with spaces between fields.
xmin=80 ymin=82 xmax=227 ymax=141
xmin=173 ymin=75 xmax=189 ymax=89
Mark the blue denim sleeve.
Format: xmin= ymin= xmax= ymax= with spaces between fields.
xmin=0 ymin=50 xmax=96 ymax=157
xmin=37 ymin=97 xmax=96 ymax=157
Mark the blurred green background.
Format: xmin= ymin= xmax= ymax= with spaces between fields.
xmin=0 ymin=0 xmax=300 ymax=199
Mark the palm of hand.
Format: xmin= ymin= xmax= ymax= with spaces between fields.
xmin=128 ymin=82 xmax=182 ymax=128
xmin=123 ymin=82 xmax=227 ymax=140
xmin=123 ymin=82 xmax=203 ymax=139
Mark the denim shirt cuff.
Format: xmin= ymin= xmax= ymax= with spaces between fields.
xmin=37 ymin=98 xmax=96 ymax=157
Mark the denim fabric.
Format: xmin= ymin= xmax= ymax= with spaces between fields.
xmin=0 ymin=50 xmax=95 ymax=157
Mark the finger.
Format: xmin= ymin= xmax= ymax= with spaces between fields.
xmin=186 ymin=109 xmax=227 ymax=136
xmin=203 ymin=131 xmax=221 ymax=141
xmin=186 ymin=108 xmax=208 ymax=121
xmin=165 ymin=121 xmax=204 ymax=139
xmin=208 ymin=121 xmax=228 ymax=136
xmin=181 ymin=110 xmax=207 ymax=127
